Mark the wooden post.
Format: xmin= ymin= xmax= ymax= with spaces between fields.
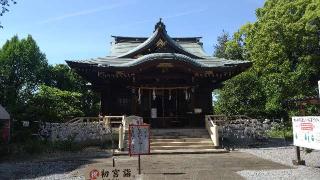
xmin=292 ymin=104 xmax=306 ymax=165
xmin=292 ymin=146 xmax=305 ymax=165
xmin=138 ymin=155 xmax=141 ymax=174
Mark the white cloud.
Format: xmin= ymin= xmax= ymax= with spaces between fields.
xmin=37 ymin=2 xmax=131 ymax=24
xmin=165 ymin=8 xmax=208 ymax=19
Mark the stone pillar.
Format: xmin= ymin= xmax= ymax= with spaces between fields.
xmin=118 ymin=124 xmax=124 ymax=151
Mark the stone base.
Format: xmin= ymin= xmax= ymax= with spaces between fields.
xmin=292 ymin=160 xmax=306 ymax=165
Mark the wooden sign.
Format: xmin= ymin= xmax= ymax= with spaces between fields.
xmin=129 ymin=124 xmax=150 ymax=156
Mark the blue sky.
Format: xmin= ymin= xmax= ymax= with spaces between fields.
xmin=0 ymin=0 xmax=265 ymax=64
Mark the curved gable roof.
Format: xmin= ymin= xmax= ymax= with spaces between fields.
xmin=117 ymin=20 xmax=204 ymax=59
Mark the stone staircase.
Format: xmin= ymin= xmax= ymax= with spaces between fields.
xmin=150 ymin=128 xmax=220 ymax=153
xmin=115 ymin=128 xmax=227 ymax=155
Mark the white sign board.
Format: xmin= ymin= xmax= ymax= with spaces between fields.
xmin=129 ymin=125 xmax=150 ymax=155
xmin=318 ymin=80 xmax=320 ymax=98
xmin=292 ymin=116 xmax=320 ymax=150
xmin=123 ymin=116 xmax=143 ymax=130
xmin=151 ymin=108 xmax=157 ymax=119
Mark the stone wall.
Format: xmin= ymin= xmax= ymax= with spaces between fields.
xmin=218 ymin=119 xmax=281 ymax=148
xmin=39 ymin=122 xmax=111 ymax=142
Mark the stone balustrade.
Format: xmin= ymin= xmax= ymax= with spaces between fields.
xmin=39 ymin=121 xmax=111 ymax=142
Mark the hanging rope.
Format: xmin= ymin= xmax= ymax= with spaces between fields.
xmin=153 ymin=89 xmax=156 ymax=100
xmin=185 ymin=89 xmax=188 ymax=100
xmin=138 ymin=88 xmax=141 ymax=104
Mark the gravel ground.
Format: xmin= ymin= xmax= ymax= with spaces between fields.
xmin=238 ymin=146 xmax=320 ymax=180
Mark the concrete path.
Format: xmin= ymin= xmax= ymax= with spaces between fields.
xmin=73 ymin=151 xmax=291 ymax=180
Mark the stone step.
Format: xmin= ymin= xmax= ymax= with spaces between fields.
xmin=151 ymin=141 xmax=214 ymax=146
xmin=151 ymin=135 xmax=210 ymax=139
xmin=151 ymin=129 xmax=209 ymax=137
xmin=114 ymin=149 xmax=228 ymax=155
xmin=151 ymin=132 xmax=209 ymax=135
xmin=151 ymin=145 xmax=215 ymax=150
xmin=151 ymin=138 xmax=212 ymax=143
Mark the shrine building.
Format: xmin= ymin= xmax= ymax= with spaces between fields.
xmin=66 ymin=20 xmax=251 ymax=128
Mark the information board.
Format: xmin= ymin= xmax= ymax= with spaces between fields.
xmin=129 ymin=124 xmax=150 ymax=155
xmin=292 ymin=116 xmax=320 ymax=150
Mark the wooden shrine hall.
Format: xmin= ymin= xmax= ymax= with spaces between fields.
xmin=67 ymin=19 xmax=251 ymax=128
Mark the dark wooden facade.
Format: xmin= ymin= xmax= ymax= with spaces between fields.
xmin=67 ymin=20 xmax=251 ymax=128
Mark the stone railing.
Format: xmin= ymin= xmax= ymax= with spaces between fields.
xmin=205 ymin=115 xmax=219 ymax=147
xmin=206 ymin=115 xmax=280 ymax=148
xmin=38 ymin=116 xmax=126 ymax=142
xmin=39 ymin=115 xmax=144 ymax=150
xmin=39 ymin=121 xmax=111 ymax=142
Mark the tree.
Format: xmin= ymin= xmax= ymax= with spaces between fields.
xmin=27 ymin=85 xmax=84 ymax=122
xmin=0 ymin=35 xmax=49 ymax=119
xmin=213 ymin=30 xmax=230 ymax=58
xmin=48 ymin=64 xmax=84 ymax=91
xmin=0 ymin=35 xmax=100 ymax=123
xmin=0 ymin=0 xmax=16 ymax=28
xmin=47 ymin=64 xmax=100 ymax=117
xmin=215 ymin=0 xmax=320 ymax=118
xmin=215 ymin=71 xmax=266 ymax=117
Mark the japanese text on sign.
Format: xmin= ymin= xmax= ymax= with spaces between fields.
xmin=292 ymin=116 xmax=320 ymax=150
xmin=129 ymin=124 xmax=150 ymax=155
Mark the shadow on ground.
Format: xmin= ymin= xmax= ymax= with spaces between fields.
xmin=221 ymin=137 xmax=292 ymax=150
xmin=0 ymin=149 xmax=111 ymax=179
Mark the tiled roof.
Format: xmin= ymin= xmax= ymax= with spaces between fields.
xmin=110 ymin=39 xmax=208 ymax=57
xmin=67 ymin=20 xmax=251 ymax=71
xmin=66 ymin=53 xmax=251 ymax=69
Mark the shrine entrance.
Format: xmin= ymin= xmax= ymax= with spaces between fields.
xmin=136 ymin=87 xmax=193 ymax=128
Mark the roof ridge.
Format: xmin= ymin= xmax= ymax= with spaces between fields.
xmin=116 ymin=20 xmax=203 ymax=59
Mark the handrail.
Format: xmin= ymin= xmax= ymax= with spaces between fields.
xmin=205 ymin=115 xmax=219 ymax=147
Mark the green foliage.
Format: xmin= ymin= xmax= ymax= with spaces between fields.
xmin=213 ymin=30 xmax=230 ymax=58
xmin=29 ymin=85 xmax=84 ymax=122
xmin=0 ymin=35 xmax=100 ymax=123
xmin=48 ymin=64 xmax=84 ymax=91
xmin=215 ymin=71 xmax=266 ymax=117
xmin=0 ymin=0 xmax=17 ymax=28
xmin=215 ymin=0 xmax=320 ymax=118
xmin=266 ymin=123 xmax=293 ymax=140
xmin=0 ymin=35 xmax=49 ymax=120
xmin=46 ymin=64 xmax=100 ymax=117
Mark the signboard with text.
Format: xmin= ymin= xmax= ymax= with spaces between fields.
xmin=292 ymin=116 xmax=320 ymax=150
xmin=129 ymin=124 xmax=150 ymax=156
